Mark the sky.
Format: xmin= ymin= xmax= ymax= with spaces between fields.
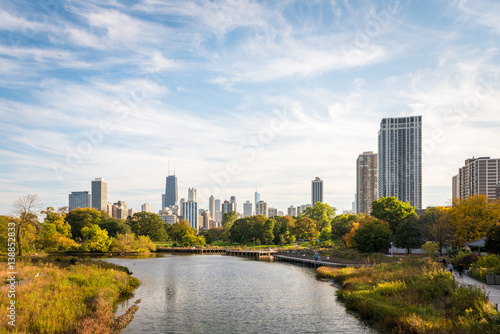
xmin=1 ymin=0 xmax=500 ymax=215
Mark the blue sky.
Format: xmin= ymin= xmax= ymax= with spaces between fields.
xmin=1 ymin=0 xmax=500 ymax=215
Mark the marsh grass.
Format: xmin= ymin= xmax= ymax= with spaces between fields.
xmin=317 ymin=259 xmax=500 ymax=334
xmin=0 ymin=257 xmax=139 ymax=334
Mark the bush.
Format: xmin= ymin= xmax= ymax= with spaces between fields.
xmin=454 ymin=253 xmax=479 ymax=270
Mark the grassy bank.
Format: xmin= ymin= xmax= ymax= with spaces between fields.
xmin=317 ymin=259 xmax=500 ymax=334
xmin=0 ymin=257 xmax=139 ymax=334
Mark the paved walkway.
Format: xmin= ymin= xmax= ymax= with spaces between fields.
xmin=455 ymin=272 xmax=500 ymax=309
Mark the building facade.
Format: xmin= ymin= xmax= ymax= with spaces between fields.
xmin=378 ymin=116 xmax=422 ymax=209
xmin=182 ymin=200 xmax=198 ymax=230
xmin=243 ymin=201 xmax=252 ymax=217
xmin=68 ymin=191 xmax=91 ymax=211
xmin=454 ymin=157 xmax=500 ymax=201
xmin=230 ymin=196 xmax=237 ymax=213
xmin=163 ymin=174 xmax=178 ymax=208
xmin=255 ymin=200 xmax=268 ymax=217
xmin=141 ymin=203 xmax=152 ymax=212
xmin=287 ymin=205 xmax=297 ymax=217
xmin=91 ymin=178 xmax=108 ymax=212
xmin=356 ymin=151 xmax=378 ymax=214
xmin=209 ymin=195 xmax=215 ymax=219
xmin=268 ymin=207 xmax=278 ymax=218
xmin=254 ymin=191 xmax=260 ymax=214
xmin=311 ymin=177 xmax=323 ymax=205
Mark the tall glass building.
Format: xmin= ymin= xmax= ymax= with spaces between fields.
xmin=91 ymin=178 xmax=107 ymax=211
xmin=378 ymin=116 xmax=422 ymax=210
xmin=311 ymin=177 xmax=323 ymax=205
xmin=163 ymin=174 xmax=178 ymax=208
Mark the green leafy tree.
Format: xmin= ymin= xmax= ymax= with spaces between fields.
xmin=371 ymin=196 xmax=417 ymax=233
xmin=170 ymin=220 xmax=198 ymax=245
xmin=303 ymin=202 xmax=336 ymax=230
xmin=81 ymin=224 xmax=111 ymax=252
xmin=222 ymin=211 xmax=238 ymax=241
xmin=273 ymin=216 xmax=296 ymax=245
xmin=331 ymin=214 xmax=363 ymax=239
xmin=485 ymin=222 xmax=500 ymax=254
xmin=0 ymin=216 xmax=19 ymax=253
xmin=261 ymin=218 xmax=275 ymax=245
xmin=127 ymin=212 xmax=168 ymax=241
xmin=42 ymin=207 xmax=72 ymax=238
xmin=292 ymin=217 xmax=319 ymax=241
xmin=206 ymin=227 xmax=224 ymax=242
xmin=13 ymin=194 xmax=42 ymax=256
xmin=99 ymin=217 xmax=131 ymax=238
xmin=421 ymin=206 xmax=454 ymax=255
xmin=450 ymin=194 xmax=500 ymax=246
xmin=66 ymin=208 xmax=104 ymax=240
xmin=352 ymin=217 xmax=392 ymax=253
xmin=40 ymin=207 xmax=77 ymax=251
xmin=394 ymin=216 xmax=424 ymax=253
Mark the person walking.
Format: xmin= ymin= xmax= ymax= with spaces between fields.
xmin=447 ymin=263 xmax=454 ymax=273
xmin=457 ymin=262 xmax=464 ymax=278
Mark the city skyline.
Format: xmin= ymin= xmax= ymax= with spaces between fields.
xmin=1 ymin=1 xmax=500 ymax=214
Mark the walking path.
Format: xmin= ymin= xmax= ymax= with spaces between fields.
xmin=455 ymin=272 xmax=500 ymax=309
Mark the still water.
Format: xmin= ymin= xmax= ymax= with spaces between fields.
xmin=107 ymin=255 xmax=375 ymax=334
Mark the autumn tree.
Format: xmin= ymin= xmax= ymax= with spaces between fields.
xmin=66 ymin=208 xmax=104 ymax=239
xmin=450 ymin=195 xmax=500 ymax=246
xmin=331 ymin=214 xmax=365 ymax=240
xmin=169 ymin=220 xmax=204 ymax=246
xmin=303 ymin=202 xmax=336 ymax=230
xmin=371 ymin=196 xmax=417 ymax=233
xmin=40 ymin=207 xmax=77 ymax=251
xmin=81 ymin=224 xmax=111 ymax=252
xmin=13 ymin=194 xmax=42 ymax=256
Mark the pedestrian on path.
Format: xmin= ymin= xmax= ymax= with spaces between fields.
xmin=457 ymin=262 xmax=464 ymax=278
xmin=448 ymin=263 xmax=454 ymax=273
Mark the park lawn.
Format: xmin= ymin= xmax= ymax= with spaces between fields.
xmin=317 ymin=259 xmax=500 ymax=334
xmin=0 ymin=257 xmax=139 ymax=334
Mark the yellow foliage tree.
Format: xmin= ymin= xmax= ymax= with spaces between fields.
xmin=450 ymin=195 xmax=500 ymax=246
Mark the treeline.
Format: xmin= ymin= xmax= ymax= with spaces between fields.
xmin=2 ymin=193 xmax=500 ymax=255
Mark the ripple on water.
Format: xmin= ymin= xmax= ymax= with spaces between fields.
xmin=108 ymin=255 xmax=375 ymax=334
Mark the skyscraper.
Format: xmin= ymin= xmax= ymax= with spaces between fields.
xmin=311 ymin=177 xmax=323 ymax=205
xmin=221 ymin=200 xmax=234 ymax=215
xmin=356 ymin=151 xmax=378 ymax=214
xmin=141 ymin=203 xmax=152 ymax=212
xmin=256 ymin=200 xmax=268 ymax=217
xmin=243 ymin=201 xmax=252 ymax=217
xmin=69 ymin=191 xmax=91 ymax=211
xmin=230 ymin=196 xmax=237 ymax=212
xmin=209 ymin=195 xmax=215 ymax=219
xmin=179 ymin=198 xmax=185 ymax=216
xmin=287 ymin=205 xmax=297 ymax=217
xmin=91 ymin=178 xmax=107 ymax=212
xmin=163 ymin=174 xmax=178 ymax=208
xmin=254 ymin=191 xmax=260 ymax=214
xmin=268 ymin=207 xmax=278 ymax=218
xmin=378 ymin=116 xmax=422 ymax=209
xmin=214 ymin=199 xmax=221 ymax=213
xmin=182 ymin=200 xmax=198 ymax=230
xmin=455 ymin=157 xmax=500 ymax=201
xmin=188 ymin=188 xmax=197 ymax=202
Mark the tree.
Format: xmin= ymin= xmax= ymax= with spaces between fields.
xmin=485 ymin=222 xmax=500 ymax=254
xmin=170 ymin=220 xmax=198 ymax=245
xmin=99 ymin=217 xmax=131 ymax=238
xmin=127 ymin=212 xmax=168 ymax=241
xmin=303 ymin=202 xmax=336 ymax=230
xmin=111 ymin=233 xmax=156 ymax=253
xmin=222 ymin=211 xmax=238 ymax=241
xmin=13 ymin=194 xmax=42 ymax=256
xmin=292 ymin=217 xmax=319 ymax=241
xmin=273 ymin=216 xmax=295 ymax=245
xmin=0 ymin=216 xmax=18 ymax=253
xmin=371 ymin=196 xmax=417 ymax=233
xmin=81 ymin=224 xmax=111 ymax=252
xmin=66 ymin=208 xmax=104 ymax=240
xmin=394 ymin=216 xmax=424 ymax=253
xmin=40 ymin=207 xmax=77 ymax=251
xmin=331 ymin=214 xmax=363 ymax=239
xmin=206 ymin=227 xmax=224 ymax=242
xmin=421 ymin=206 xmax=454 ymax=255
xmin=352 ymin=217 xmax=392 ymax=253
xmin=450 ymin=195 xmax=500 ymax=246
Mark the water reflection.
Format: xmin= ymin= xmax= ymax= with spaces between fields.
xmin=108 ymin=255 xmax=375 ymax=334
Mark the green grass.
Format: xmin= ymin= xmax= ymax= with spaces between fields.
xmin=0 ymin=257 xmax=139 ymax=333
xmin=317 ymin=259 xmax=500 ymax=334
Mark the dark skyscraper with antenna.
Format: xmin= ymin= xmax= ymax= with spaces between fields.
xmin=162 ymin=162 xmax=178 ymax=209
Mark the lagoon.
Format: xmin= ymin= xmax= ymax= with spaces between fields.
xmin=107 ymin=254 xmax=375 ymax=334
